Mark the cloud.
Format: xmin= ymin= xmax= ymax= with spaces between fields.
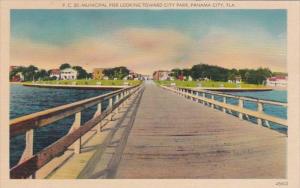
xmin=10 ymin=27 xmax=286 ymax=74
xmin=190 ymin=26 xmax=287 ymax=71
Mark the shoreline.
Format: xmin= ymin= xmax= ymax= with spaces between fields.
xmin=15 ymin=83 xmax=129 ymax=90
xmin=181 ymin=87 xmax=273 ymax=92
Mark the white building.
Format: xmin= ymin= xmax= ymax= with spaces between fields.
xmin=266 ymin=76 xmax=287 ymax=88
xmin=60 ymin=68 xmax=78 ymax=80
xmin=49 ymin=69 xmax=61 ymax=80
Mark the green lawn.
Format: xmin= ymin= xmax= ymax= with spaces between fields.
xmin=24 ymin=79 xmax=142 ymax=86
xmin=155 ymin=80 xmax=267 ymax=88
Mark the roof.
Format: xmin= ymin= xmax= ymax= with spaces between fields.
xmin=61 ymin=68 xmax=77 ymax=73
xmin=268 ymin=76 xmax=287 ymax=81
xmin=50 ymin=69 xmax=60 ymax=74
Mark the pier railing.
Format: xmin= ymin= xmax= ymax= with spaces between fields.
xmin=10 ymin=84 xmax=143 ymax=179
xmin=161 ymin=86 xmax=287 ymax=130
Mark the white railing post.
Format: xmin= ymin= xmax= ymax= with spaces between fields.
xmin=223 ymin=97 xmax=227 ymax=113
xmin=116 ymin=94 xmax=120 ymax=111
xmin=196 ymin=92 xmax=201 ymax=103
xmin=190 ymin=90 xmax=194 ymax=101
xmin=265 ymin=120 xmax=271 ymax=128
xmin=116 ymin=94 xmax=119 ymax=104
xmin=94 ymin=102 xmax=102 ymax=133
xmin=200 ymin=92 xmax=204 ymax=104
xmin=238 ymin=98 xmax=243 ymax=120
xmin=211 ymin=95 xmax=215 ymax=109
xmin=19 ymin=129 xmax=34 ymax=164
xmin=108 ymin=97 xmax=113 ymax=120
xmin=70 ymin=112 xmax=81 ymax=154
xmin=186 ymin=89 xmax=189 ymax=98
xmin=118 ymin=93 xmax=123 ymax=111
xmin=257 ymin=102 xmax=263 ymax=126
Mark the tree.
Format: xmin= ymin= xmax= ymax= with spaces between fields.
xmin=103 ymin=68 xmax=114 ymax=79
xmin=182 ymin=69 xmax=191 ymax=77
xmin=243 ymin=68 xmax=272 ymax=84
xmin=59 ymin=63 xmax=71 ymax=70
xmin=22 ymin=65 xmax=38 ymax=81
xmin=113 ymin=66 xmax=130 ymax=79
xmin=227 ymin=69 xmax=239 ymax=81
xmin=238 ymin=69 xmax=249 ymax=81
xmin=103 ymin=66 xmax=130 ymax=79
xmin=10 ymin=66 xmax=25 ymax=81
xmin=190 ymin=64 xmax=228 ymax=81
xmin=35 ymin=69 xmax=49 ymax=80
xmin=72 ymin=66 xmax=88 ymax=79
xmin=170 ymin=68 xmax=181 ymax=79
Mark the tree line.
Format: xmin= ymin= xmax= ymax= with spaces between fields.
xmin=171 ymin=64 xmax=282 ymax=84
xmin=10 ymin=63 xmax=130 ymax=81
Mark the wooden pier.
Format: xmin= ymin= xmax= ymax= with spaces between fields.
xmin=10 ymin=81 xmax=287 ymax=179
xmin=112 ymin=82 xmax=286 ymax=178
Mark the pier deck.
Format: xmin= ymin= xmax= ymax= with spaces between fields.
xmin=115 ymin=82 xmax=286 ymax=178
xmin=49 ymin=81 xmax=286 ymax=179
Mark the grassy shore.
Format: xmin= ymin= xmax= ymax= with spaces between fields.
xmin=23 ymin=79 xmax=142 ymax=86
xmin=155 ymin=80 xmax=268 ymax=89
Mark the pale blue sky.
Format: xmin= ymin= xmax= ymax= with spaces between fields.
xmin=11 ymin=9 xmax=286 ymax=45
xmin=10 ymin=9 xmax=287 ymax=74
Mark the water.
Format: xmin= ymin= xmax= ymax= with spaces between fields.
xmin=223 ymin=90 xmax=287 ymax=133
xmin=10 ymin=84 xmax=114 ymax=168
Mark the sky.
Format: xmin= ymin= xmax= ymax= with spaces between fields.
xmin=11 ymin=9 xmax=287 ymax=74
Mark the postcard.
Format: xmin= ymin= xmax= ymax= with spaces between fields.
xmin=0 ymin=0 xmax=299 ymax=188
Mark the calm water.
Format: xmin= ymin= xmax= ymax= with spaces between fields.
xmin=223 ymin=90 xmax=287 ymax=133
xmin=10 ymin=84 xmax=113 ymax=167
xmin=226 ymin=90 xmax=287 ymax=118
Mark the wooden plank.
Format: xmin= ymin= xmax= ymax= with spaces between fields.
xmin=115 ymin=82 xmax=286 ymax=178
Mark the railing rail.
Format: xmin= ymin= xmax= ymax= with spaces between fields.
xmin=179 ymin=86 xmax=287 ymax=107
xmin=10 ymin=84 xmax=144 ymax=179
xmin=161 ymin=85 xmax=287 ymax=129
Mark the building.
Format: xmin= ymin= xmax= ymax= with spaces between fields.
xmin=153 ymin=70 xmax=171 ymax=80
xmin=234 ymin=75 xmax=242 ymax=83
xmin=93 ymin=68 xmax=105 ymax=80
xmin=49 ymin=69 xmax=61 ymax=80
xmin=128 ymin=70 xmax=138 ymax=80
xmin=60 ymin=68 xmax=78 ymax=80
xmin=266 ymin=76 xmax=287 ymax=88
xmin=11 ymin=72 xmax=24 ymax=82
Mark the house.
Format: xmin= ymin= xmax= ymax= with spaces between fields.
xmin=266 ymin=76 xmax=287 ymax=88
xmin=153 ymin=70 xmax=171 ymax=80
xmin=93 ymin=68 xmax=104 ymax=80
xmin=60 ymin=68 xmax=78 ymax=80
xmin=235 ymin=75 xmax=242 ymax=83
xmin=49 ymin=69 xmax=60 ymax=80
xmin=11 ymin=72 xmax=24 ymax=82
xmin=128 ymin=70 xmax=138 ymax=80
